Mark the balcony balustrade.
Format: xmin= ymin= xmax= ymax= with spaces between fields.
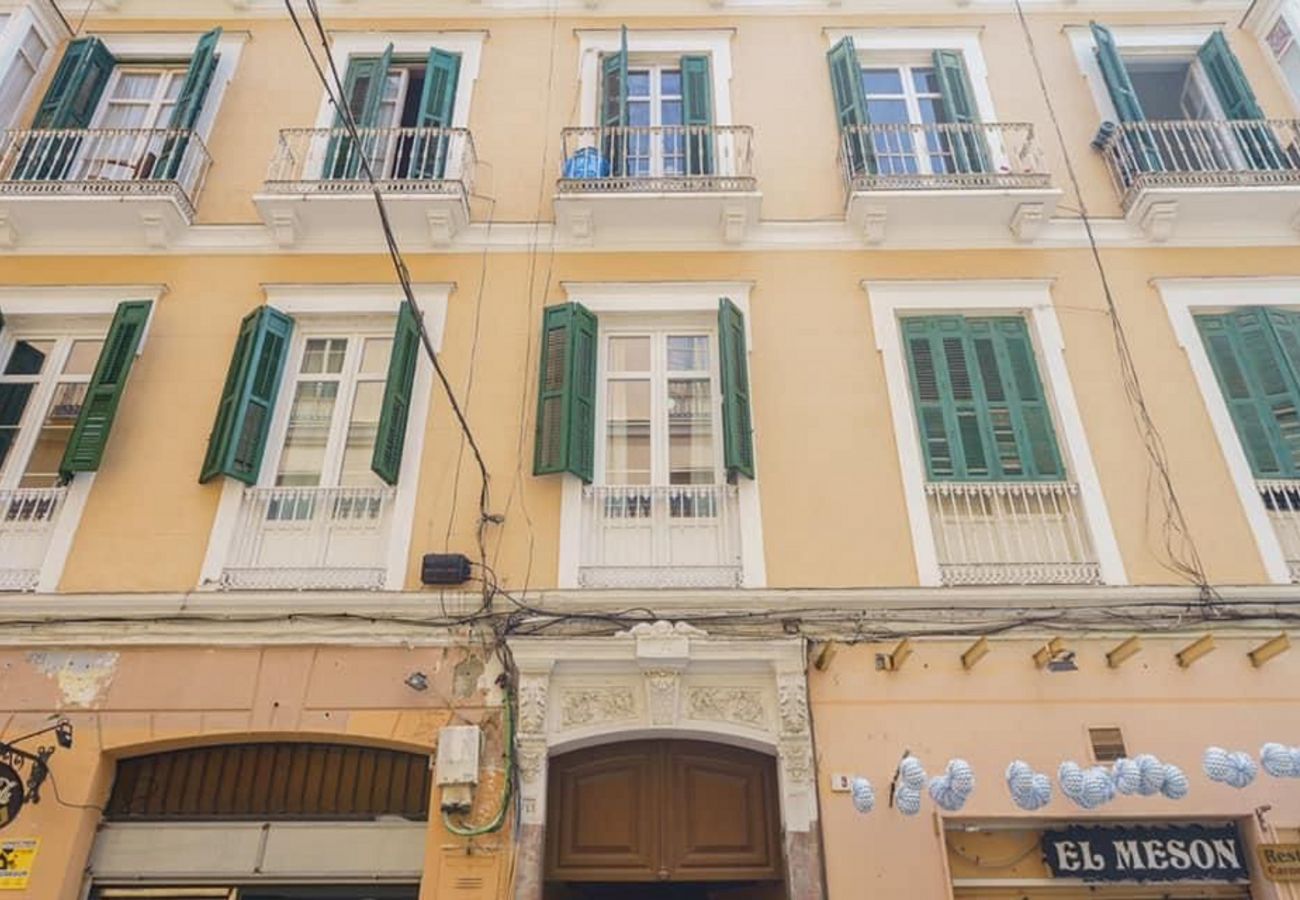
xmin=1259 ymin=480 xmax=1300 ymax=583
xmin=579 ymin=484 xmax=743 ymax=589
xmin=837 ymin=121 xmax=1058 ymax=243
xmin=925 ymin=481 xmax=1101 ymax=586
xmin=0 ymin=487 xmax=68 ymax=592
xmin=219 ymin=486 xmax=396 ymax=591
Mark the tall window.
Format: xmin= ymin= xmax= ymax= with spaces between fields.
xmin=626 ymin=66 xmax=685 ymax=177
xmin=0 ymin=334 xmax=102 ymax=490
xmin=273 ymin=334 xmax=392 ymax=488
xmin=0 ymin=21 xmax=48 ymax=129
xmin=1266 ymin=15 xmax=1300 ymax=106
xmin=78 ymin=66 xmax=186 ymax=180
xmin=861 ymin=64 xmax=950 ymax=175
xmin=602 ymin=328 xmax=719 ymax=487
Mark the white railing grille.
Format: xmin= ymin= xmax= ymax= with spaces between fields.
xmin=579 ymin=484 xmax=743 ymax=589
xmin=0 ymin=487 xmax=67 ymax=592
xmin=926 ymin=481 xmax=1101 ymax=586
xmin=0 ymin=127 xmax=212 ymax=218
xmin=220 ymin=486 xmax=396 ymax=591
xmin=265 ymin=126 xmax=476 ymax=197
xmin=1258 ymin=480 xmax=1300 ymax=582
xmin=839 ymin=121 xmax=1050 ymax=192
xmin=558 ymin=125 xmax=756 ymax=193
xmin=1094 ymin=118 xmax=1300 ymax=209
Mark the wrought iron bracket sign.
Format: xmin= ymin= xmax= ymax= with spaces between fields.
xmin=0 ymin=721 xmax=72 ymax=831
xmin=1043 ymin=823 xmax=1249 ymax=883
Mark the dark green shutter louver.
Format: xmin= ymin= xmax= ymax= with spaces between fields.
xmin=600 ymin=27 xmax=630 ymax=176
xmin=199 ymin=306 xmax=294 ymax=485
xmin=932 ymin=49 xmax=989 ymax=174
xmin=158 ymin=27 xmax=221 ymax=180
xmin=1197 ymin=309 xmax=1300 ymax=478
xmin=1090 ymin=22 xmax=1145 ymax=123
xmin=58 ymin=300 xmax=152 ymax=478
xmin=31 ymin=36 xmax=115 ymax=130
xmin=415 ymin=48 xmax=461 ymax=179
xmin=903 ymin=316 xmax=1063 ymax=482
xmin=827 ymin=36 xmax=873 ymax=177
xmin=371 ymin=300 xmax=421 ymax=485
xmin=325 ymin=45 xmax=394 ymax=179
xmin=719 ymin=298 xmax=755 ymax=480
xmin=533 ymin=303 xmax=597 ymax=483
xmin=681 ymin=54 xmax=713 ymax=176
xmin=1197 ymin=31 xmax=1282 ymax=169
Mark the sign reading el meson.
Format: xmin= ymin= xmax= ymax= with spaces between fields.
xmin=1042 ymin=824 xmax=1249 ymax=883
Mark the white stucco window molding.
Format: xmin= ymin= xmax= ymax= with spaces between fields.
xmin=0 ymin=284 xmax=167 ymax=593
xmin=575 ymin=29 xmax=736 ymax=127
xmin=1155 ymin=276 xmax=1300 ymax=585
xmin=555 ymin=282 xmax=765 ymax=591
xmin=865 ymin=279 xmax=1126 ymax=588
xmin=198 ymin=283 xmax=451 ymax=593
xmin=0 ymin=0 xmax=68 ymax=131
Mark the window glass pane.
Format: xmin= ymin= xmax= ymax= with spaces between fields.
xmin=628 ymin=99 xmax=651 ymax=127
xmin=627 ymin=70 xmax=651 ymax=98
xmin=912 ymin=67 xmax=941 ymax=95
xmin=661 ymin=100 xmax=683 ymax=126
xmin=608 ymin=336 xmax=650 ymax=372
xmin=360 ymin=337 xmax=393 ymax=375
xmin=605 ymin=380 xmax=651 ymax=484
xmin=63 ymin=340 xmax=102 ymax=376
xmin=21 ymin=29 xmax=47 ymax=61
xmin=917 ymin=97 xmax=946 ymax=125
xmin=865 ymin=98 xmax=910 ymax=124
xmin=112 ymin=72 xmax=161 ymax=101
xmin=0 ymin=383 xmax=34 ymax=475
xmin=667 ymin=336 xmax=709 ymax=371
xmin=0 ymin=55 xmax=36 ymax=125
xmin=301 ymin=338 xmax=347 ymax=375
xmin=165 ymin=73 xmax=184 ymax=100
xmin=1281 ymin=43 xmax=1300 ymax=102
xmin=339 ymin=381 xmax=384 ymax=487
xmin=862 ymin=68 xmax=904 ymax=95
xmin=4 ymin=340 xmax=53 ymax=376
xmin=99 ymin=104 xmax=150 ymax=129
xmin=19 ymin=382 xmax=87 ymax=488
xmin=661 ymin=70 xmax=682 ymax=96
xmin=275 ymin=381 xmax=339 ymax=486
xmin=668 ymin=379 xmax=714 ymax=485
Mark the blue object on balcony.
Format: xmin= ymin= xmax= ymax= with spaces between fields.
xmin=563 ymin=147 xmax=609 ymax=179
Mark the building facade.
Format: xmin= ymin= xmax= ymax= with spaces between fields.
xmin=0 ymin=0 xmax=1299 ymax=898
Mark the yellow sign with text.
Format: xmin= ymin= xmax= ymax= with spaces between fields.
xmin=1259 ymin=843 xmax=1300 ymax=882
xmin=0 ymin=839 xmax=37 ymax=890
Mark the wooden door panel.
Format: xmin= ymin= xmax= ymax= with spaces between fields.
xmin=667 ymin=744 xmax=781 ymax=880
xmin=547 ymin=745 xmax=661 ymax=880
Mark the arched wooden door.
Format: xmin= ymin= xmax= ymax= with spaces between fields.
xmin=545 ymin=740 xmax=783 ymax=887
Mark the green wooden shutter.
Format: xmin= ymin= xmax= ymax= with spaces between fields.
xmin=1090 ymin=22 xmax=1146 ymax=123
xmin=681 ymin=54 xmax=714 ymax=176
xmin=971 ymin=318 xmax=1064 ymax=479
xmin=599 ymin=27 xmax=629 ymax=176
xmin=58 ymin=300 xmax=152 ymax=478
xmin=157 ymin=27 xmax=221 ymax=181
xmin=932 ymin=49 xmax=989 ymax=175
xmin=533 ymin=303 xmax=597 ymax=483
xmin=1197 ymin=309 xmax=1300 ymax=478
xmin=413 ymin=48 xmax=461 ymax=179
xmin=719 ymin=298 xmax=755 ymax=481
xmin=325 ymin=46 xmax=394 ymax=179
xmin=31 ymin=37 xmax=115 ymax=130
xmin=371 ymin=300 xmax=421 ymax=485
xmin=827 ymin=36 xmax=873 ymax=177
xmin=1197 ymin=31 xmax=1282 ymax=170
xmin=199 ymin=306 xmax=294 ymax=485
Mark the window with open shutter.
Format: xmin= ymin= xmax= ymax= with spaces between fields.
xmin=199 ymin=306 xmax=294 ymax=485
xmin=718 ymin=298 xmax=754 ymax=480
xmin=156 ymin=27 xmax=221 ymax=180
xmin=533 ymin=303 xmax=597 ymax=483
xmin=58 ymin=300 xmax=151 ymax=478
xmin=827 ymin=36 xmax=873 ymax=176
xmin=1197 ymin=308 xmax=1300 ymax=479
xmin=932 ymin=49 xmax=989 ymax=174
xmin=903 ymin=316 xmax=1064 ymax=482
xmin=414 ymin=48 xmax=461 ymax=179
xmin=30 ymin=36 xmax=115 ymax=130
xmin=1090 ymin=22 xmax=1146 ymax=124
xmin=681 ymin=54 xmax=713 ymax=175
xmin=324 ymin=45 xmax=394 ymax=180
xmin=599 ymin=28 xmax=630 ymax=175
xmin=371 ymin=300 xmax=421 ymax=485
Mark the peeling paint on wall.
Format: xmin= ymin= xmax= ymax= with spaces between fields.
xmin=27 ymin=651 xmax=119 ymax=708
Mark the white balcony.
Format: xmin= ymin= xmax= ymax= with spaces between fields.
xmin=926 ymin=481 xmax=1101 ymax=586
xmin=1259 ymin=480 xmax=1300 ymax=583
xmin=555 ymin=125 xmax=761 ymax=245
xmin=840 ymin=121 xmax=1060 ymax=245
xmin=1094 ymin=119 xmax=1300 ymax=241
xmin=218 ymin=486 xmax=396 ymax=591
xmin=255 ymin=126 xmax=476 ymax=247
xmin=579 ymin=484 xmax=743 ymax=589
xmin=0 ymin=487 xmax=68 ymax=592
xmin=0 ymin=127 xmax=211 ymax=249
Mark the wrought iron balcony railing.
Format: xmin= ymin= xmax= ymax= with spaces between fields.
xmin=839 ymin=121 xmax=1050 ymax=192
xmin=219 ymin=485 xmax=397 ymax=591
xmin=0 ymin=127 xmax=212 ymax=218
xmin=265 ymin=126 xmax=476 ymax=196
xmin=1259 ymin=480 xmax=1300 ymax=583
xmin=1093 ymin=118 xmax=1300 ymax=209
xmin=0 ymin=487 xmax=68 ymax=592
xmin=579 ymin=484 xmax=743 ymax=589
xmin=925 ymin=481 xmax=1101 ymax=586
xmin=558 ymin=125 xmax=756 ymax=193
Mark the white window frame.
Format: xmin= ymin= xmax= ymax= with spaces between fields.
xmin=1155 ymin=276 xmax=1300 ymax=585
xmin=866 ymin=279 xmax=1125 ymax=587
xmin=556 ymin=282 xmax=764 ymax=590
xmin=1247 ymin=0 xmax=1300 ymax=114
xmin=0 ymin=284 xmax=165 ymax=593
xmin=0 ymin=0 xmax=63 ymax=131
xmin=576 ymin=30 xmax=735 ymax=128
xmin=198 ymin=284 xmax=449 ymax=592
xmin=310 ymin=32 xmax=486 ymax=131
